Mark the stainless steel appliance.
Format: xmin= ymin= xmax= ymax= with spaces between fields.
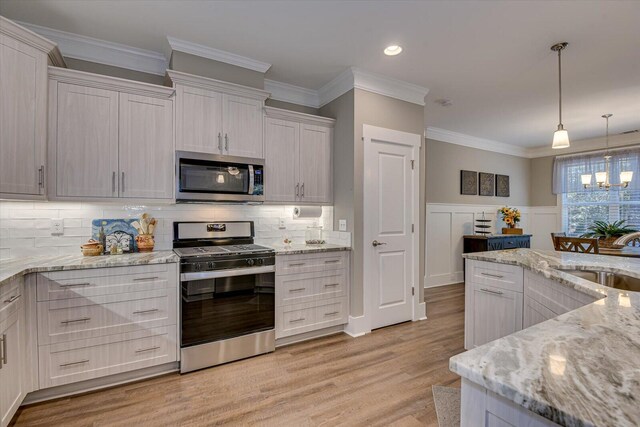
xmin=176 ymin=151 xmax=265 ymax=203
xmin=174 ymin=221 xmax=275 ymax=373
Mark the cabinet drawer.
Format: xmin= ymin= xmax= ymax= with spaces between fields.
xmin=0 ymin=278 xmax=22 ymax=324
xmin=276 ymin=269 xmax=346 ymax=306
xmin=37 ymin=288 xmax=177 ymax=345
xmin=468 ymin=260 xmax=523 ymax=293
xmin=276 ymin=297 xmax=347 ymax=339
xmin=39 ymin=325 xmax=177 ymax=388
xmin=314 ymin=298 xmax=348 ymax=327
xmin=280 ymin=305 xmax=316 ymax=335
xmin=276 ymin=252 xmax=348 ymax=275
xmin=37 ymin=263 xmax=175 ymax=301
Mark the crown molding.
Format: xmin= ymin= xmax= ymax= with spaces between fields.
xmin=166 ymin=36 xmax=271 ymax=73
xmin=264 ymin=106 xmax=335 ymax=127
xmin=17 ymin=20 xmax=167 ymax=75
xmin=264 ymin=79 xmax=321 ymax=108
xmin=166 ymin=70 xmax=270 ymax=100
xmin=318 ymin=68 xmax=355 ymax=107
xmin=1 ymin=17 xmax=66 ymax=67
xmin=527 ymin=132 xmax=640 ymax=158
xmin=426 ymin=127 xmax=530 ymax=158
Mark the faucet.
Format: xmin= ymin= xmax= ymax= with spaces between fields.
xmin=613 ymin=232 xmax=640 ymax=247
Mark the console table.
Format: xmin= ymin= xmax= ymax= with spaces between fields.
xmin=463 ymin=234 xmax=532 ymax=253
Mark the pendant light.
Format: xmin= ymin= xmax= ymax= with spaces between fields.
xmin=551 ymin=42 xmax=570 ymax=149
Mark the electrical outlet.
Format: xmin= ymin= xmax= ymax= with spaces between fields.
xmin=339 ymin=219 xmax=347 ymax=231
xmin=51 ymin=219 xmax=64 ymax=235
xmin=278 ymin=218 xmax=286 ymax=229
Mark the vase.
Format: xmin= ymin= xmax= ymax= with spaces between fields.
xmin=135 ymin=234 xmax=155 ymax=252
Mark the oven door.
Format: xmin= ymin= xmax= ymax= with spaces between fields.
xmin=176 ymin=151 xmax=264 ymax=202
xmin=180 ymin=266 xmax=275 ymax=347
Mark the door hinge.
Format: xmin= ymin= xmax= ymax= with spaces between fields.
xmin=411 ymin=224 xmax=414 ymax=233
xmin=412 ymin=287 xmax=415 ymax=296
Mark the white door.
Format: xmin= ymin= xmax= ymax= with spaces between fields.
xmin=55 ymin=83 xmax=119 ymax=198
xmin=264 ymin=118 xmax=299 ymax=202
xmin=363 ymin=125 xmax=420 ymax=330
xmin=119 ymin=93 xmax=174 ymax=199
xmin=222 ymin=94 xmax=263 ymax=158
xmin=298 ymin=123 xmax=332 ymax=203
xmin=0 ymin=34 xmax=46 ymax=196
xmin=176 ymin=85 xmax=223 ymax=154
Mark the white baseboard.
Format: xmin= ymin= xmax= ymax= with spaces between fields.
xmin=415 ymin=302 xmax=427 ymax=321
xmin=344 ymin=315 xmax=371 ymax=337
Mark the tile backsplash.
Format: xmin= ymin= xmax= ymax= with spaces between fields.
xmin=0 ymin=201 xmax=348 ymax=260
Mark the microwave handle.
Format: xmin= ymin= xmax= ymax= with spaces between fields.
xmin=217 ymin=133 xmax=222 ymax=152
xmin=248 ymin=165 xmax=255 ymax=195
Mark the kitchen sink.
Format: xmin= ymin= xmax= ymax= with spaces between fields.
xmin=562 ymin=269 xmax=640 ymax=292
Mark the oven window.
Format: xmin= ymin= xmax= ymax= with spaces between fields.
xmin=181 ymin=272 xmax=275 ymax=347
xmin=180 ymin=160 xmax=249 ymax=194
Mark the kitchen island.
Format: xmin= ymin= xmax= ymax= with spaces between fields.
xmin=450 ymin=249 xmax=639 ymax=427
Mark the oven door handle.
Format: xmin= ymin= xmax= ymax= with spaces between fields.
xmin=181 ymin=265 xmax=275 ymax=282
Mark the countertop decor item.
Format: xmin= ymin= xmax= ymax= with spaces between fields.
xmin=132 ymin=213 xmax=157 ymax=252
xmin=474 ymin=212 xmax=492 ymax=235
xmin=81 ymin=239 xmax=103 ymax=257
xmin=581 ymin=219 xmax=637 ymax=249
xmin=92 ymin=219 xmax=139 ymax=254
xmin=499 ymin=206 xmax=522 ymax=234
xmin=305 ymin=226 xmax=325 ymax=245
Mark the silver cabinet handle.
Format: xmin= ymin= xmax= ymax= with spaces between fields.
xmin=38 ymin=165 xmax=45 ymax=189
xmin=301 ymin=183 xmax=304 ymax=197
xmin=121 ymin=172 xmax=125 ymax=193
xmin=133 ymin=276 xmax=159 ymax=282
xmin=59 ymin=282 xmax=91 ymax=288
xmin=60 ymin=359 xmax=89 ymax=368
xmin=112 ymin=171 xmax=116 ymax=193
xmin=324 ymin=311 xmax=340 ymax=316
xmin=0 ymin=334 xmax=3 ymax=369
xmin=289 ymin=288 xmax=306 ymax=292
xmin=324 ymin=283 xmax=339 ymax=288
xmin=1 ymin=333 xmax=6 ymax=365
xmin=135 ymin=346 xmax=160 ymax=353
xmin=479 ymin=288 xmax=504 ymax=296
xmin=324 ymin=260 xmax=340 ymax=264
xmin=289 ymin=318 xmax=305 ymax=323
xmin=372 ymin=240 xmax=387 ymax=247
xmin=480 ymin=272 xmax=504 ymax=279
xmin=289 ymin=263 xmax=305 ymax=267
xmin=3 ymin=295 xmax=20 ymax=304
xmin=225 ymin=134 xmax=229 ymax=152
xmin=132 ymin=308 xmax=159 ymax=315
xmin=60 ymin=317 xmax=91 ymax=324
xmin=218 ymin=132 xmax=223 ymax=152
xmin=296 ymin=183 xmax=300 ymax=198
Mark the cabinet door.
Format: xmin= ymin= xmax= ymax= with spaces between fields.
xmin=176 ymin=85 xmax=223 ymax=154
xmin=298 ymin=124 xmax=332 ymax=203
xmin=0 ymin=306 xmax=25 ymax=427
xmin=0 ymin=34 xmax=46 ymax=196
xmin=119 ymin=94 xmax=174 ymax=199
xmin=264 ymin=118 xmax=299 ymax=202
xmin=471 ymin=283 xmax=522 ymax=347
xmin=222 ymin=94 xmax=263 ymax=158
xmin=55 ymin=84 xmax=119 ymax=198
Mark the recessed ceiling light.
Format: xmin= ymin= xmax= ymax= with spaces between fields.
xmin=384 ymin=45 xmax=403 ymax=56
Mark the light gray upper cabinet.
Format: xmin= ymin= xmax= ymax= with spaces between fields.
xmin=264 ymin=107 xmax=335 ymax=205
xmin=167 ymin=70 xmax=269 ymax=158
xmin=48 ymin=68 xmax=175 ymax=201
xmin=0 ymin=17 xmax=64 ymax=200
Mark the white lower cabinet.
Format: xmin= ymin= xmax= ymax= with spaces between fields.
xmin=0 ymin=277 xmax=26 ymax=427
xmin=275 ymin=251 xmax=349 ymax=340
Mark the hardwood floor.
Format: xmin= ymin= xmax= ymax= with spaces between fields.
xmin=12 ymin=283 xmax=465 ymax=427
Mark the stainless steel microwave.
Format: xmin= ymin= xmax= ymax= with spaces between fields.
xmin=176 ymin=151 xmax=265 ymax=203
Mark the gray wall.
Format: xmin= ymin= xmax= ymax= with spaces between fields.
xmin=265 ymin=99 xmax=319 ymax=115
xmin=425 ymin=139 xmax=532 ymax=206
xmin=63 ymin=58 xmax=165 ymax=85
xmin=169 ymin=51 xmax=264 ymax=89
xmin=530 ymin=156 xmax=557 ymax=206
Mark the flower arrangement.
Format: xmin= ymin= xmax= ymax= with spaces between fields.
xmin=499 ymin=206 xmax=521 ymax=228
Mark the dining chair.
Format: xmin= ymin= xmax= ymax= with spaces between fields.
xmin=555 ymin=236 xmax=600 ymax=254
xmin=550 ymin=232 xmax=566 ymax=251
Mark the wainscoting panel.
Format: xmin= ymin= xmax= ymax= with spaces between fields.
xmin=425 ymin=204 xmax=561 ymax=287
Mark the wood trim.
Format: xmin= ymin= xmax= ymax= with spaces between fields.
xmin=49 ymin=66 xmax=175 ymax=98
xmin=264 ymin=106 xmax=335 ymax=127
xmin=165 ymin=70 xmax=269 ymax=100
xmin=0 ymin=16 xmax=58 ymax=56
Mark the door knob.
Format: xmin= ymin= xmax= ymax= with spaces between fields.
xmin=372 ymin=240 xmax=387 ymax=247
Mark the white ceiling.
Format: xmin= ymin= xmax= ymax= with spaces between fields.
xmin=1 ymin=0 xmax=639 ymax=149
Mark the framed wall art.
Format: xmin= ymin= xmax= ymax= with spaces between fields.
xmin=460 ymin=170 xmax=478 ymax=195
xmin=479 ymin=172 xmax=495 ymax=196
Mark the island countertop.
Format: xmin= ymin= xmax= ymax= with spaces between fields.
xmin=0 ymin=251 xmax=179 ymax=288
xmin=450 ymin=249 xmax=640 ymax=427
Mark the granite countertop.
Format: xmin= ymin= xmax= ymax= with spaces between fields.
xmin=463 ymin=234 xmax=532 ymax=239
xmin=450 ymin=249 xmax=640 ymax=427
xmin=269 ymin=243 xmax=352 ymax=255
xmin=0 ymin=251 xmax=179 ymax=287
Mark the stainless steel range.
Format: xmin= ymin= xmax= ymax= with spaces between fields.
xmin=173 ymin=221 xmax=275 ymax=373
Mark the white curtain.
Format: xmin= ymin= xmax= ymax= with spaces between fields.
xmin=552 ymin=146 xmax=640 ymax=194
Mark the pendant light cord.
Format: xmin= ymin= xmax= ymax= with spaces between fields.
xmin=558 ymin=48 xmax=562 ymax=127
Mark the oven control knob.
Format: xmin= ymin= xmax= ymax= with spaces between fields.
xmin=246 ymin=258 xmax=255 ymax=266
xmin=207 ymin=261 xmax=215 ymax=269
xmin=194 ymin=263 xmax=203 ymax=271
xmin=257 ymin=258 xmax=264 ymax=265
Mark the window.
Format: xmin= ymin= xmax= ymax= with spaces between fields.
xmin=553 ymin=147 xmax=640 ymax=236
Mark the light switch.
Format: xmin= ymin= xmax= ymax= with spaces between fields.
xmin=339 ymin=219 xmax=347 ymax=231
xmin=278 ymin=218 xmax=286 ymax=229
xmin=51 ymin=219 xmax=64 ymax=235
